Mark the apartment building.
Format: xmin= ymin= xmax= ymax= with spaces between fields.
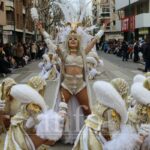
xmin=3 ymin=0 xmax=34 ymax=43
xmin=116 ymin=0 xmax=150 ymax=41
xmin=0 ymin=0 xmax=6 ymax=43
xmin=92 ymin=0 xmax=123 ymax=40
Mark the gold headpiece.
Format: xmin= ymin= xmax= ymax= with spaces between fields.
xmin=1 ymin=78 xmax=16 ymax=100
xmin=111 ymin=78 xmax=129 ymax=100
xmin=28 ymin=76 xmax=46 ymax=92
xmin=143 ymin=77 xmax=150 ymax=91
xmin=145 ymin=72 xmax=150 ymax=78
xmin=27 ymin=103 xmax=42 ymax=113
xmin=65 ymin=22 xmax=82 ymax=31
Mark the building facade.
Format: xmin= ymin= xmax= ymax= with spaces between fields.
xmin=0 ymin=0 xmax=6 ymax=43
xmin=116 ymin=0 xmax=150 ymax=41
xmin=92 ymin=0 xmax=123 ymax=40
xmin=3 ymin=0 xmax=34 ymax=44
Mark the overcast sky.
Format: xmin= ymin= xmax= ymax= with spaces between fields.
xmin=71 ymin=0 xmax=92 ymax=16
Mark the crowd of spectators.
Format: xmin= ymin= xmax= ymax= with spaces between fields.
xmin=100 ymin=36 xmax=150 ymax=72
xmin=0 ymin=41 xmax=48 ymax=77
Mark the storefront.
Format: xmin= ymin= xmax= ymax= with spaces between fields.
xmin=121 ymin=16 xmax=135 ymax=42
xmin=138 ymin=28 xmax=149 ymax=40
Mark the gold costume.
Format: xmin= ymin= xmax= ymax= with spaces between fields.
xmin=73 ymin=104 xmax=121 ymax=150
xmin=4 ymin=104 xmax=41 ymax=150
xmin=61 ymin=54 xmax=86 ymax=95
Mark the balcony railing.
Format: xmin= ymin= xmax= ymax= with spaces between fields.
xmin=7 ymin=20 xmax=14 ymax=25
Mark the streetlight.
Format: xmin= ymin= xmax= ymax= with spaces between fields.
xmin=13 ymin=0 xmax=16 ymax=43
xmin=128 ymin=0 xmax=131 ymax=43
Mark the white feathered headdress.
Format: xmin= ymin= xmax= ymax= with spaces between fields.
xmin=133 ymin=74 xmax=146 ymax=84
xmin=131 ymin=78 xmax=150 ymax=105
xmin=54 ymin=0 xmax=97 ymax=49
xmin=93 ymin=81 xmax=128 ymax=124
xmin=10 ymin=84 xmax=47 ymax=111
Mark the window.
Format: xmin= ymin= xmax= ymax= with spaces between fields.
xmin=113 ymin=21 xmax=116 ymax=26
xmin=0 ymin=2 xmax=4 ymax=11
xmin=6 ymin=11 xmax=14 ymax=25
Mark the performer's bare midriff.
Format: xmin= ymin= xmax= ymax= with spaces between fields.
xmin=65 ymin=66 xmax=82 ymax=75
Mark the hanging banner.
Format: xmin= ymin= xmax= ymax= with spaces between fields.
xmin=121 ymin=16 xmax=135 ymax=32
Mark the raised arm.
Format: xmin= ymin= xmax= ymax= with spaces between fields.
xmin=36 ymin=22 xmax=57 ymax=52
xmin=84 ymin=21 xmax=109 ymax=54
xmin=31 ymin=7 xmax=57 ymax=52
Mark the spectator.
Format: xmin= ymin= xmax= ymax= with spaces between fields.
xmin=128 ymin=44 xmax=134 ymax=59
xmin=37 ymin=43 xmax=44 ymax=59
xmin=14 ymin=43 xmax=25 ymax=67
xmin=0 ymin=43 xmax=12 ymax=75
xmin=143 ymin=35 xmax=150 ymax=72
xmin=121 ymin=41 xmax=128 ymax=61
xmin=133 ymin=41 xmax=139 ymax=62
xmin=31 ymin=42 xmax=37 ymax=60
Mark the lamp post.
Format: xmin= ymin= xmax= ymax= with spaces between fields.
xmin=128 ymin=0 xmax=131 ymax=43
xmin=13 ymin=0 xmax=16 ymax=43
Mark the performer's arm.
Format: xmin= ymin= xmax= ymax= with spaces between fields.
xmin=36 ymin=22 xmax=57 ymax=51
xmin=84 ymin=21 xmax=109 ymax=54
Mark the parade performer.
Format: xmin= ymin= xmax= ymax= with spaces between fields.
xmin=128 ymin=77 xmax=150 ymax=150
xmin=0 ymin=78 xmax=21 ymax=132
xmin=28 ymin=76 xmax=47 ymax=97
xmin=4 ymin=84 xmax=66 ymax=150
xmin=73 ymin=80 xmax=142 ymax=150
xmin=86 ymin=56 xmax=101 ymax=80
xmin=31 ymin=1 xmax=108 ymax=143
xmin=111 ymin=78 xmax=131 ymax=109
xmin=38 ymin=53 xmax=59 ymax=80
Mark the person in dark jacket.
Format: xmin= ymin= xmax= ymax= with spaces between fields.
xmin=143 ymin=35 xmax=150 ymax=72
xmin=0 ymin=43 xmax=11 ymax=75
xmin=133 ymin=41 xmax=139 ymax=62
xmin=121 ymin=41 xmax=128 ymax=61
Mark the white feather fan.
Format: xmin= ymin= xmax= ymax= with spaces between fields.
xmin=36 ymin=110 xmax=64 ymax=141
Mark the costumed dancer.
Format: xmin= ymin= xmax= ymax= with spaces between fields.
xmin=111 ymin=78 xmax=130 ymax=109
xmin=28 ymin=76 xmax=47 ymax=97
xmin=4 ymin=84 xmax=67 ymax=150
xmin=73 ymin=81 xmax=140 ymax=150
xmin=31 ymin=1 xmax=108 ymax=143
xmin=87 ymin=49 xmax=104 ymax=67
xmin=38 ymin=53 xmax=59 ymax=80
xmin=128 ymin=77 xmax=150 ymax=150
xmin=0 ymin=78 xmax=21 ymax=132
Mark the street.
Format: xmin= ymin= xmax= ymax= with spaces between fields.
xmin=0 ymin=52 xmax=144 ymax=150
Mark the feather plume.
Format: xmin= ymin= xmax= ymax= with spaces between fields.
xmin=36 ymin=110 xmax=64 ymax=141
xmin=10 ymin=84 xmax=47 ymax=111
xmin=131 ymin=82 xmax=150 ymax=105
xmin=30 ymin=7 xmax=39 ymax=21
xmin=93 ymin=81 xmax=128 ymax=124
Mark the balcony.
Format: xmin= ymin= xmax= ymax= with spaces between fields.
xmin=135 ymin=13 xmax=150 ymax=28
xmin=3 ymin=25 xmax=14 ymax=31
xmin=116 ymin=0 xmax=139 ymax=10
xmin=5 ymin=0 xmax=14 ymax=8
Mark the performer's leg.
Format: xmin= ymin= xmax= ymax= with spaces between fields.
xmin=60 ymin=87 xmax=72 ymax=103
xmin=76 ymin=87 xmax=91 ymax=115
